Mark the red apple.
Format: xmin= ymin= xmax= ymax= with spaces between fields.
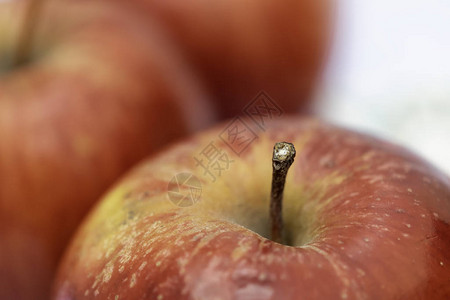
xmin=0 ymin=0 xmax=215 ymax=299
xmin=114 ymin=0 xmax=333 ymax=117
xmin=53 ymin=117 xmax=450 ymax=299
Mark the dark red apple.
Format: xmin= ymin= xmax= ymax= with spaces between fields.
xmin=114 ymin=0 xmax=333 ymax=117
xmin=53 ymin=117 xmax=450 ymax=300
xmin=0 ymin=0 xmax=215 ymax=299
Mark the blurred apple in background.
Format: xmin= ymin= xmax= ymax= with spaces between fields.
xmin=0 ymin=0 xmax=215 ymax=299
xmin=54 ymin=117 xmax=450 ymax=300
xmin=112 ymin=0 xmax=333 ymax=117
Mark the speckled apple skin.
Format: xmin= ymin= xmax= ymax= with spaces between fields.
xmin=54 ymin=118 xmax=450 ymax=300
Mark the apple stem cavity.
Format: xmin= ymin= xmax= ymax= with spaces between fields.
xmin=270 ymin=142 xmax=296 ymax=244
xmin=14 ymin=0 xmax=44 ymax=67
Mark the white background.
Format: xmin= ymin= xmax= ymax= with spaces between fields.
xmin=315 ymin=0 xmax=450 ymax=175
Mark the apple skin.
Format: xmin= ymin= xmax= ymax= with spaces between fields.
xmin=113 ymin=0 xmax=333 ymax=118
xmin=53 ymin=117 xmax=450 ymax=300
xmin=0 ymin=1 xmax=215 ymax=299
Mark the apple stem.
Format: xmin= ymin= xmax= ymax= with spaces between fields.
xmin=270 ymin=142 xmax=296 ymax=244
xmin=14 ymin=0 xmax=44 ymax=67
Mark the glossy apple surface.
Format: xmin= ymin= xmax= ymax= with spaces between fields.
xmin=0 ymin=1 xmax=214 ymax=299
xmin=54 ymin=117 xmax=450 ymax=300
xmin=117 ymin=0 xmax=333 ymax=117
